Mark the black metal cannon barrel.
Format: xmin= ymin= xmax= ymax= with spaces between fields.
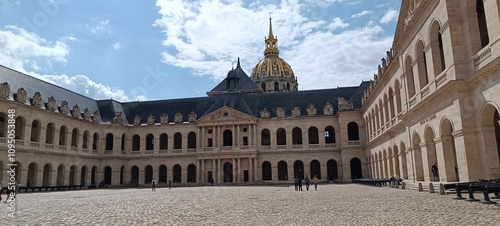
xmin=481 ymin=185 xmax=500 ymax=204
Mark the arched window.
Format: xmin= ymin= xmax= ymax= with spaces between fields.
xmin=160 ymin=133 xmax=168 ymax=150
xmin=121 ymin=134 xmax=125 ymax=151
xmin=59 ymin=126 xmax=67 ymax=146
xmin=308 ymin=127 xmax=319 ymax=144
xmin=405 ymin=56 xmax=416 ymax=97
xmin=105 ymin=133 xmax=114 ymax=150
xmin=82 ymin=131 xmax=89 ymax=149
xmin=223 ymin=130 xmax=233 ymax=146
xmin=261 ymin=129 xmax=270 ymax=146
xmin=261 ymin=161 xmax=272 ymax=180
xmin=132 ymin=134 xmax=140 ymax=151
xmin=430 ymin=22 xmax=446 ymax=76
xmin=394 ymin=80 xmax=402 ymax=113
xmin=188 ymin=132 xmax=196 ymax=148
xmin=30 ymin=120 xmax=41 ymax=142
xmin=174 ymin=132 xmax=182 ymax=149
xmin=71 ymin=128 xmax=79 ymax=147
xmin=292 ymin=127 xmax=302 ymax=144
xmin=0 ymin=113 xmax=5 ymax=137
xmin=92 ymin=133 xmax=98 ymax=150
xmin=276 ymin=128 xmax=286 ymax=145
xmin=324 ymin=126 xmax=335 ymax=143
xmin=416 ymin=41 xmax=429 ymax=88
xmin=14 ymin=117 xmax=24 ymax=140
xmin=46 ymin=123 xmax=55 ymax=144
xmin=146 ymin=134 xmax=154 ymax=150
xmin=476 ymin=0 xmax=489 ymax=48
xmin=347 ymin=122 xmax=359 ymax=141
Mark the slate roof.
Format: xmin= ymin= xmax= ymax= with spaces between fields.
xmin=208 ymin=58 xmax=263 ymax=96
xmin=0 ymin=65 xmax=368 ymax=124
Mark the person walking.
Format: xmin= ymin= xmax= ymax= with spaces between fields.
xmin=298 ymin=177 xmax=303 ymax=191
xmin=294 ymin=177 xmax=299 ymax=191
xmin=151 ymin=178 xmax=156 ymax=191
xmin=313 ymin=175 xmax=319 ymax=191
xmin=304 ymin=175 xmax=310 ymax=191
xmin=431 ymin=163 xmax=439 ymax=182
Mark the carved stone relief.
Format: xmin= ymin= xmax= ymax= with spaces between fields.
xmin=71 ymin=104 xmax=81 ymax=117
xmin=112 ymin=111 xmax=124 ymax=124
xmin=307 ymin=104 xmax=317 ymax=116
xmin=32 ymin=92 xmax=43 ymax=107
xmin=174 ymin=112 xmax=183 ymax=123
xmin=16 ymin=88 xmax=27 ymax=103
xmin=260 ymin=108 xmax=270 ymax=119
xmin=160 ymin=113 xmax=168 ymax=124
xmin=323 ymin=102 xmax=334 ymax=116
xmin=291 ymin=107 xmax=300 ymax=117
xmin=92 ymin=110 xmax=101 ymax=123
xmin=276 ymin=107 xmax=285 ymax=118
xmin=60 ymin=100 xmax=69 ymax=114
xmin=133 ymin=114 xmax=141 ymax=126
xmin=47 ymin=96 xmax=56 ymax=111
xmin=83 ymin=108 xmax=91 ymax=121
xmin=147 ymin=114 xmax=155 ymax=125
xmin=0 ymin=82 xmax=9 ymax=99
xmin=337 ymin=97 xmax=354 ymax=111
xmin=189 ymin=111 xmax=197 ymax=122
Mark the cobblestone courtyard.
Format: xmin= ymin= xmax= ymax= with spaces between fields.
xmin=1 ymin=184 xmax=499 ymax=225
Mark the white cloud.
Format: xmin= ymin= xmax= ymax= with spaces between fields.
xmin=305 ymin=0 xmax=341 ymax=7
xmin=380 ymin=9 xmax=398 ymax=24
xmin=327 ymin=17 xmax=349 ymax=30
xmin=154 ymin=0 xmax=394 ymax=89
xmin=87 ymin=19 xmax=110 ymax=34
xmin=0 ymin=25 xmax=145 ymax=101
xmin=351 ymin=10 xmax=371 ymax=18
xmin=112 ymin=42 xmax=121 ymax=50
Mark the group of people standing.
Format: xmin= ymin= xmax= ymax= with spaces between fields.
xmin=294 ymin=175 xmax=319 ymax=191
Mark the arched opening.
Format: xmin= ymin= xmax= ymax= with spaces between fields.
xmin=0 ymin=113 xmax=5 ymax=137
xmin=159 ymin=165 xmax=167 ymax=183
xmin=378 ymin=100 xmax=385 ymax=125
xmin=383 ymin=150 xmax=389 ymax=178
xmin=277 ymin=161 xmax=288 ymax=181
xmin=92 ymin=133 xmax=98 ymax=150
xmin=261 ymin=129 xmax=271 ymax=146
xmin=173 ymin=164 xmax=182 ymax=183
xmin=261 ymin=83 xmax=266 ymax=92
xmin=223 ymin=130 xmax=233 ymax=146
xmin=59 ymin=126 xmax=67 ymax=146
xmin=132 ymin=134 xmax=140 ymax=151
xmin=276 ymin=128 xmax=286 ymax=145
xmin=405 ymin=56 xmax=416 ymax=97
xmin=388 ymin=88 xmax=396 ymax=119
xmin=187 ymin=164 xmax=196 ymax=183
xmin=69 ymin=165 xmax=77 ymax=186
xmin=160 ymin=133 xmax=168 ymax=150
xmin=262 ymin=161 xmax=272 ymax=180
xmin=384 ymin=94 xmax=390 ymax=123
xmin=393 ymin=145 xmax=401 ymax=178
xmin=308 ymin=127 xmax=319 ymax=144
xmin=327 ymin=159 xmax=338 ymax=181
xmin=57 ymin=164 xmax=65 ymax=186
xmin=416 ymin=40 xmax=429 ymax=88
xmin=424 ymin=126 xmax=438 ymax=181
xmin=71 ymin=128 xmax=79 ymax=147
xmin=387 ymin=148 xmax=394 ymax=177
xmin=287 ymin=83 xmax=290 ymax=91
xmin=43 ymin=164 xmax=52 ymax=186
xmin=274 ymin=82 xmax=279 ymax=91
xmin=131 ymin=166 xmax=139 ymax=186
xmin=350 ymin=158 xmax=362 ymax=179
xmin=412 ymin=133 xmax=424 ymax=181
xmin=187 ymin=132 xmax=196 ymax=149
xmin=120 ymin=166 xmax=125 ymax=184
xmin=324 ymin=126 xmax=335 ymax=144
xmin=91 ymin=166 xmax=97 ymax=185
xmin=394 ymin=80 xmax=402 ymax=114
xmin=80 ymin=165 xmax=87 ymax=186
xmin=104 ymin=166 xmax=112 ymax=185
xmin=46 ymin=123 xmax=55 ymax=144
xmin=310 ymin=160 xmax=321 ymax=179
xmin=121 ymin=134 xmax=125 ymax=151
xmin=480 ymin=105 xmax=500 ymax=180
xmin=14 ymin=117 xmax=24 ymax=140
xmin=27 ymin=163 xmax=37 ymax=186
xmin=348 ymin=122 xmax=360 ymax=140
xmin=30 ymin=120 xmax=41 ymax=142
xmin=105 ymin=133 xmax=114 ymax=150
xmin=292 ymin=127 xmax=302 ymax=144
xmin=146 ymin=134 xmax=154 ymax=150
xmin=174 ymin=132 xmax=182 ymax=149
xmin=476 ymin=0 xmax=489 ymax=48
xmin=293 ymin=160 xmax=304 ymax=179
xmin=223 ymin=162 xmax=233 ymax=182
xmin=82 ymin=131 xmax=89 ymax=149
xmin=442 ymin=118 xmax=459 ymax=182
xmin=430 ymin=22 xmax=446 ymax=75
xmin=145 ymin=165 xmax=153 ymax=184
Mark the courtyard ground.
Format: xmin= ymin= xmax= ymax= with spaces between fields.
xmin=1 ymin=184 xmax=499 ymax=225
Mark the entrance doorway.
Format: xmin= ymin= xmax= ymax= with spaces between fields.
xmin=224 ymin=162 xmax=233 ymax=182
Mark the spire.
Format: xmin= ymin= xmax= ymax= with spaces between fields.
xmin=236 ymin=57 xmax=241 ymax=68
xmin=268 ymin=16 xmax=274 ymax=39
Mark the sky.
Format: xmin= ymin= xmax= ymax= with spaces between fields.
xmin=0 ymin=0 xmax=401 ymax=102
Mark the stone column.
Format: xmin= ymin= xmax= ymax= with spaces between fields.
xmin=217 ymin=158 xmax=221 ymax=183
xmin=36 ymin=169 xmax=44 ymax=186
xmin=485 ymin=0 xmax=500 ymax=41
xmin=271 ymin=165 xmax=277 ymax=182
xmin=112 ymin=170 xmax=121 ymax=186
xmin=420 ymin=142 xmax=432 ymax=182
xmin=452 ymin=130 xmax=481 ymax=181
xmin=237 ymin=158 xmax=241 ymax=183
xmin=304 ymin=163 xmax=310 ymax=179
xmin=320 ymin=164 xmax=327 ymax=182
xmin=167 ymin=167 xmax=173 ymax=184
xmin=212 ymin=159 xmax=216 ymax=183
xmin=248 ymin=158 xmax=253 ymax=182
xmin=254 ymin=158 xmax=259 ymax=181
xmin=196 ymin=159 xmax=201 ymax=183
xmin=287 ymin=164 xmax=294 ymax=182
xmin=181 ymin=168 xmax=187 ymax=183
xmin=201 ymin=159 xmax=205 ymax=183
xmin=153 ymin=168 xmax=159 ymax=183
xmin=63 ymin=170 xmax=70 ymax=186
xmin=50 ymin=170 xmax=58 ymax=186
xmin=232 ymin=158 xmax=236 ymax=183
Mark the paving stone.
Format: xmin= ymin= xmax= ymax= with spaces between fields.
xmin=1 ymin=184 xmax=499 ymax=225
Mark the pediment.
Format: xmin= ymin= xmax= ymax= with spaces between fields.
xmin=393 ymin=0 xmax=431 ymax=50
xmin=198 ymin=106 xmax=256 ymax=123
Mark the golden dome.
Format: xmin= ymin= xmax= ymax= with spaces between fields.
xmin=250 ymin=17 xmax=298 ymax=92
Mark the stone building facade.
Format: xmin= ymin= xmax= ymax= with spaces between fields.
xmin=1 ymin=0 xmax=499 ymax=187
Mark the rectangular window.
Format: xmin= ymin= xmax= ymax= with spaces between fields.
xmin=243 ymin=137 xmax=248 ymax=146
xmin=208 ymin=138 xmax=213 ymax=147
